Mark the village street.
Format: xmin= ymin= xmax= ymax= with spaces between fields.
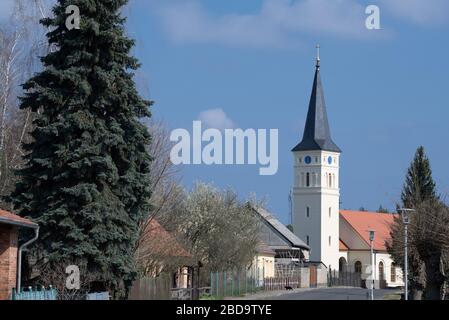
xmin=229 ymin=288 xmax=401 ymax=301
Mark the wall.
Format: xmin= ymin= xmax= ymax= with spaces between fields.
xmin=347 ymin=250 xmax=404 ymax=288
xmin=0 ymin=224 xmax=18 ymax=300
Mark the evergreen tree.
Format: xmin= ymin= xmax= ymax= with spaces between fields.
xmin=401 ymin=146 xmax=437 ymax=208
xmin=8 ymin=0 xmax=152 ymax=295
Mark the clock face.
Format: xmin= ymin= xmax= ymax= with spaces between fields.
xmin=328 ymin=156 xmax=333 ymax=165
xmin=305 ymin=156 xmax=312 ymax=164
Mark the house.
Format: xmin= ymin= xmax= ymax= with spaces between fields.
xmin=134 ymin=218 xmax=194 ymax=289
xmin=253 ymin=206 xmax=310 ymax=275
xmin=0 ymin=209 xmax=38 ymax=300
xmin=291 ymin=51 xmax=403 ymax=288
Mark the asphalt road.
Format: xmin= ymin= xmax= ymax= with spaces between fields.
xmin=263 ymin=288 xmax=395 ymax=300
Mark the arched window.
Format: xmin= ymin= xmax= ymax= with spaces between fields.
xmin=379 ymin=261 xmax=385 ymax=281
xmin=328 ymin=236 xmax=331 ymax=246
xmin=329 ymin=207 xmax=331 ymax=218
xmin=306 ymin=207 xmax=310 ymax=218
xmin=328 ymin=174 xmax=332 ymax=187
xmin=391 ymin=263 xmax=397 ymax=283
xmin=306 ymin=235 xmax=310 ymax=246
xmin=306 ymin=173 xmax=310 ymax=187
xmin=354 ymin=261 xmax=362 ymax=273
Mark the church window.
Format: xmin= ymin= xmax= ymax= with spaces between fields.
xmin=315 ymin=156 xmax=318 ymax=163
xmin=391 ymin=263 xmax=397 ymax=283
xmin=306 ymin=235 xmax=310 ymax=245
xmin=354 ymin=261 xmax=362 ymax=273
xmin=329 ymin=174 xmax=332 ymax=187
xmin=306 ymin=173 xmax=310 ymax=187
xmin=328 ymin=236 xmax=331 ymax=246
xmin=306 ymin=207 xmax=310 ymax=218
xmin=329 ymin=207 xmax=331 ymax=218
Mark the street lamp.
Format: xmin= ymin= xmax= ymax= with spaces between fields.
xmin=398 ymin=208 xmax=415 ymax=301
xmin=368 ymin=230 xmax=375 ymax=300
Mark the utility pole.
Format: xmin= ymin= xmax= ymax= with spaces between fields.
xmin=399 ymin=208 xmax=414 ymax=301
xmin=369 ymin=230 xmax=375 ymax=300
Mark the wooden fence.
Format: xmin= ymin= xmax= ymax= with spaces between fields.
xmin=129 ymin=274 xmax=172 ymax=300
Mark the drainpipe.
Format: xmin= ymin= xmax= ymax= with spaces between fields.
xmin=16 ymin=226 xmax=39 ymax=293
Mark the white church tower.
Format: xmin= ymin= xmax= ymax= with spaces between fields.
xmin=292 ymin=47 xmax=341 ymax=270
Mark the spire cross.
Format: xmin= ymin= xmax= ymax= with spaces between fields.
xmin=316 ymin=44 xmax=321 ymax=68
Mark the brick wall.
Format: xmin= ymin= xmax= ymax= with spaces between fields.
xmin=0 ymin=224 xmax=18 ymax=300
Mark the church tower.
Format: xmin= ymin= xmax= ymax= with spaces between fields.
xmin=292 ymin=47 xmax=341 ymax=270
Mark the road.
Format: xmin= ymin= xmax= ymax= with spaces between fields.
xmin=259 ymin=288 xmax=397 ymax=300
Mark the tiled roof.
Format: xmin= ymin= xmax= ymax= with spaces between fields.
xmin=339 ymin=239 xmax=349 ymax=251
xmin=139 ymin=219 xmax=192 ymax=258
xmin=339 ymin=210 xmax=395 ymax=251
xmin=254 ymin=207 xmax=310 ymax=250
xmin=0 ymin=209 xmax=37 ymax=228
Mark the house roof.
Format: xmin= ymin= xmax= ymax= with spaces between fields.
xmin=0 ymin=209 xmax=38 ymax=228
xmin=292 ymin=60 xmax=341 ymax=153
xmin=256 ymin=242 xmax=276 ymax=256
xmin=339 ymin=210 xmax=396 ymax=251
xmin=253 ymin=207 xmax=310 ymax=250
xmin=140 ymin=219 xmax=192 ymax=258
xmin=339 ymin=239 xmax=349 ymax=251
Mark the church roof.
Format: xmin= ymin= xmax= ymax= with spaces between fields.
xmin=292 ymin=57 xmax=341 ymax=153
xmin=339 ymin=210 xmax=396 ymax=251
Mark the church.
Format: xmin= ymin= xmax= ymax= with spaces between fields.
xmin=290 ymin=50 xmax=403 ymax=289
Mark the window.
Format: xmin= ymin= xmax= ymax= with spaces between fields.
xmin=306 ymin=207 xmax=310 ymax=218
xmin=354 ymin=261 xmax=362 ymax=273
xmin=328 ymin=236 xmax=331 ymax=246
xmin=329 ymin=207 xmax=331 ymax=218
xmin=306 ymin=235 xmax=310 ymax=246
xmin=391 ymin=263 xmax=397 ymax=283
xmin=306 ymin=172 xmax=310 ymax=187
xmin=329 ymin=174 xmax=332 ymax=188
xmin=379 ymin=261 xmax=385 ymax=281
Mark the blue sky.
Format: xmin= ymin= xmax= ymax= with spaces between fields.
xmin=3 ymin=0 xmax=448 ymax=224
xmin=124 ymin=0 xmax=449 ymax=224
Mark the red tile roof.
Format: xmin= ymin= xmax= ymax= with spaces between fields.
xmin=0 ymin=209 xmax=37 ymax=228
xmin=140 ymin=219 xmax=192 ymax=258
xmin=339 ymin=210 xmax=396 ymax=251
xmin=339 ymin=239 xmax=349 ymax=251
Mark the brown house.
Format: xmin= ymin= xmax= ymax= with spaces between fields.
xmin=0 ymin=209 xmax=38 ymax=300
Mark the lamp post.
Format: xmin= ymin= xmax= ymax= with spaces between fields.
xmin=398 ymin=208 xmax=415 ymax=301
xmin=369 ymin=230 xmax=375 ymax=300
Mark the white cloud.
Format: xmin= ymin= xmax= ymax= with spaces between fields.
xmin=198 ymin=108 xmax=235 ymax=130
xmin=152 ymin=0 xmax=378 ymax=49
xmin=380 ymin=0 xmax=449 ymax=26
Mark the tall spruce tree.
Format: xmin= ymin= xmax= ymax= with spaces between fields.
xmin=401 ymin=146 xmax=437 ymax=208
xmin=8 ymin=0 xmax=152 ymax=294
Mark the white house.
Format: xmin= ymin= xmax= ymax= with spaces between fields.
xmin=291 ymin=52 xmax=403 ymax=288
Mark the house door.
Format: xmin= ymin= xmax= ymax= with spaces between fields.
xmin=309 ymin=266 xmax=317 ymax=288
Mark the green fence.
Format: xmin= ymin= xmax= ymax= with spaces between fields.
xmin=210 ymin=267 xmax=263 ymax=299
xmin=12 ymin=286 xmax=57 ymax=300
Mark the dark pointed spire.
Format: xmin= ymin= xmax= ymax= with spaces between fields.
xmin=292 ymin=46 xmax=341 ymax=153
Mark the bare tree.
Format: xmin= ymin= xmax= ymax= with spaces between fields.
xmin=0 ymin=0 xmax=51 ymax=208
